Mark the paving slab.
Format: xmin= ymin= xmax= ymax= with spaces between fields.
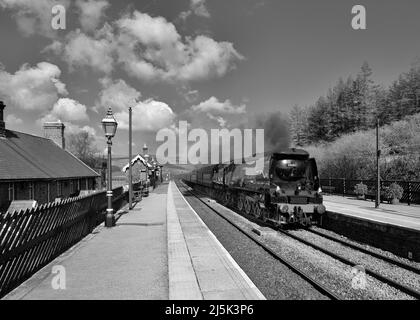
xmin=168 ymin=182 xmax=265 ymax=300
xmin=3 ymin=184 xmax=169 ymax=300
xmin=324 ymin=195 xmax=420 ymax=231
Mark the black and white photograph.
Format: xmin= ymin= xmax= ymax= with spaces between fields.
xmin=0 ymin=0 xmax=419 ymax=311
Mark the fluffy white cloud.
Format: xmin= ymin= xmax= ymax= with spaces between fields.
xmin=118 ymin=11 xmax=180 ymax=46
xmin=0 ymin=62 xmax=68 ymax=111
xmin=53 ymin=10 xmax=242 ymax=80
xmin=114 ymin=99 xmax=175 ymax=132
xmin=0 ymin=0 xmax=70 ymax=37
xmin=179 ymin=0 xmax=210 ymax=20
xmin=187 ymin=96 xmax=247 ymax=128
xmin=65 ymin=123 xmax=97 ymax=136
xmin=115 ymin=11 xmax=243 ymax=82
xmin=191 ymin=96 xmax=246 ymax=114
xmin=42 ymin=98 xmax=89 ymax=122
xmin=191 ymin=0 xmax=210 ymax=17
xmin=63 ymin=29 xmax=114 ymax=74
xmin=97 ymin=77 xmax=141 ymax=111
xmin=76 ymin=0 xmax=109 ymax=32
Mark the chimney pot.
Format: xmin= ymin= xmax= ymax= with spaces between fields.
xmin=0 ymin=101 xmax=6 ymax=138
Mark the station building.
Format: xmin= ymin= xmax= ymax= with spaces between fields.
xmin=122 ymin=143 xmax=163 ymax=187
xmin=0 ymin=101 xmax=99 ymax=213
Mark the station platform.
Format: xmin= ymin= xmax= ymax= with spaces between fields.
xmin=322 ymin=195 xmax=420 ymax=261
xmin=323 ymin=195 xmax=420 ymax=231
xmin=3 ymin=181 xmax=264 ymax=300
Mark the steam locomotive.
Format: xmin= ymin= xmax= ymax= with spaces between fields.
xmin=182 ymin=148 xmax=325 ymax=227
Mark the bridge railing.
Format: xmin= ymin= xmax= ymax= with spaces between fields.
xmin=0 ymin=187 xmax=127 ymax=298
xmin=320 ymin=178 xmax=420 ymax=205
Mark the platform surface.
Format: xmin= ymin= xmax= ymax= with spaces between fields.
xmin=168 ymin=182 xmax=264 ymax=300
xmin=3 ymin=182 xmax=264 ymax=300
xmin=324 ymin=195 xmax=420 ymax=231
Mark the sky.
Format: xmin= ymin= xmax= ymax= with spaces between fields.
xmin=1 ymin=0 xmax=420 ymax=157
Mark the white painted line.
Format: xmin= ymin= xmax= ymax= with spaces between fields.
xmin=173 ymin=183 xmax=266 ymax=300
xmin=167 ymin=182 xmax=203 ymax=300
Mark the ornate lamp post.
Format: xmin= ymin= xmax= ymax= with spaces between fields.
xmin=102 ymin=107 xmax=118 ymax=227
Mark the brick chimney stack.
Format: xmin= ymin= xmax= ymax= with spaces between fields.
xmin=0 ymin=101 xmax=6 ymax=138
xmin=43 ymin=121 xmax=65 ymax=149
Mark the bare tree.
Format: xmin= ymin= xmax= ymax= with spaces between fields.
xmin=66 ymin=131 xmax=101 ymax=168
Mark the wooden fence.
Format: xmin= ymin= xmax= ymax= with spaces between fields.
xmin=320 ymin=178 xmax=420 ymax=205
xmin=0 ymin=187 xmax=127 ymax=298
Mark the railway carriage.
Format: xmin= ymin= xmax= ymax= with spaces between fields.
xmin=183 ymin=148 xmax=325 ymax=227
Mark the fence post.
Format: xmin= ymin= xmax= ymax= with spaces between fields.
xmin=408 ymin=181 xmax=411 ymax=206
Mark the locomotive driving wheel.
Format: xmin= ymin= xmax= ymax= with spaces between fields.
xmin=237 ymin=195 xmax=244 ymax=212
xmin=253 ymin=202 xmax=262 ymax=219
xmin=244 ymin=198 xmax=252 ymax=215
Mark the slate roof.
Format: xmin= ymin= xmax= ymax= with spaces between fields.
xmin=0 ymin=130 xmax=99 ymax=180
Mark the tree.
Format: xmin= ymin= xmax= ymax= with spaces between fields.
xmin=290 ymin=105 xmax=309 ymax=146
xmin=386 ymin=65 xmax=420 ymax=123
xmin=66 ymin=131 xmax=101 ymax=169
xmin=307 ymin=97 xmax=333 ymax=143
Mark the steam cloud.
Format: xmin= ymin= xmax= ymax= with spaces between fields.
xmin=254 ymin=111 xmax=290 ymax=152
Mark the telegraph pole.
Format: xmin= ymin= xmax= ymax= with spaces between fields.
xmin=128 ymin=106 xmax=133 ymax=210
xmin=375 ymin=118 xmax=380 ymax=208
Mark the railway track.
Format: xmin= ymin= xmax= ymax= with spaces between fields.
xmin=180 ymin=180 xmax=420 ymax=300
xmin=306 ymin=228 xmax=420 ymax=275
xmin=278 ymin=229 xmax=420 ymax=299
xmin=176 ymin=180 xmax=342 ymax=300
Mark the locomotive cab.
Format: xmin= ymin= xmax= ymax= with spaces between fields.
xmin=267 ymin=149 xmax=325 ymax=226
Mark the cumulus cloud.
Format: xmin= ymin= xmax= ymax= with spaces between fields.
xmin=63 ymin=29 xmax=114 ymax=74
xmin=191 ymin=0 xmax=210 ymax=17
xmin=179 ymin=0 xmax=210 ymax=20
xmin=0 ymin=62 xmax=67 ymax=111
xmin=114 ymin=99 xmax=175 ymax=132
xmin=115 ymin=11 xmax=243 ymax=82
xmin=191 ymin=96 xmax=246 ymax=114
xmin=0 ymin=0 xmax=70 ymax=37
xmin=97 ymin=77 xmax=141 ymax=111
xmin=41 ymin=98 xmax=89 ymax=123
xmin=52 ymin=10 xmax=242 ymax=80
xmin=185 ymin=96 xmax=247 ymax=129
xmin=65 ymin=123 xmax=97 ymax=136
xmin=41 ymin=40 xmax=64 ymax=55
xmin=76 ymin=0 xmax=109 ymax=32
xmin=96 ymin=76 xmax=175 ymax=131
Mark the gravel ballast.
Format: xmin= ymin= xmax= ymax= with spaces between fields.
xmin=187 ymin=188 xmax=415 ymax=300
xmin=180 ymin=189 xmax=329 ymax=300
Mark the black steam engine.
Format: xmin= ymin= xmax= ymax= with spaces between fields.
xmin=182 ymin=148 xmax=325 ymax=227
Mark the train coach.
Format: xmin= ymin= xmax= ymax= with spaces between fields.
xmin=183 ymin=148 xmax=326 ymax=228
